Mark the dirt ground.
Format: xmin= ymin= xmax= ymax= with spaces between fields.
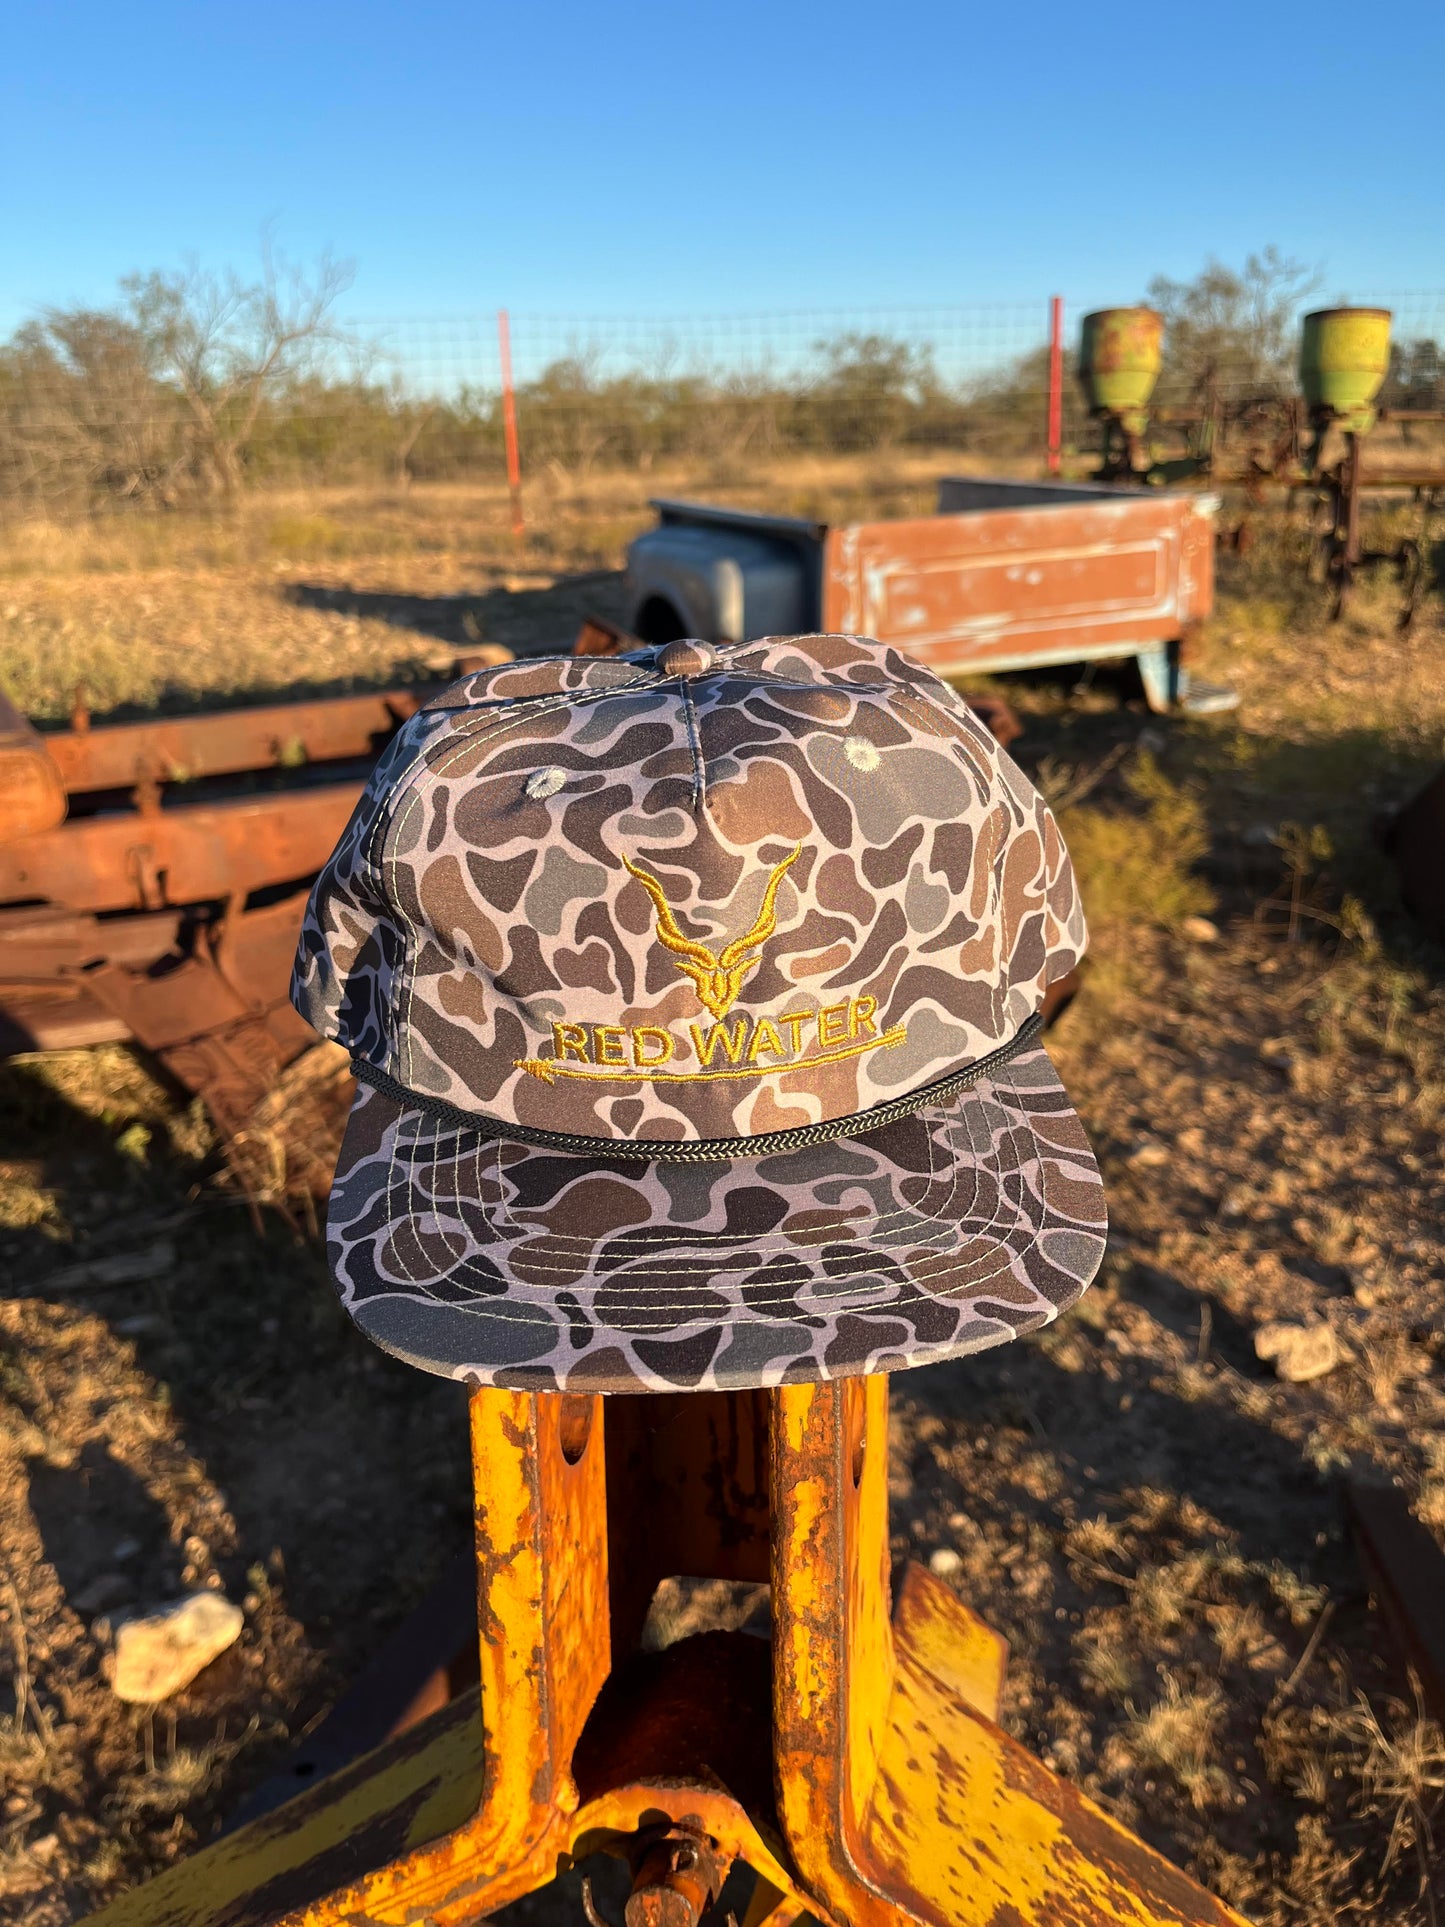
xmin=1 ymin=462 xmax=1442 ymax=1925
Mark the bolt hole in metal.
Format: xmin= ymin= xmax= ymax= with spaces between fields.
xmin=558 ymin=1394 xmax=594 ymax=1465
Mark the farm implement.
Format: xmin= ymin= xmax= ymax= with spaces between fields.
xmin=77 ymin=1379 xmax=1253 ymax=1927
xmin=0 ymin=668 xmax=497 ymax=1145
xmin=1078 ymin=304 xmax=1445 ymax=626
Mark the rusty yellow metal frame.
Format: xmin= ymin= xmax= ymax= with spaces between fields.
xmin=81 ymin=1379 xmax=1250 ymax=1927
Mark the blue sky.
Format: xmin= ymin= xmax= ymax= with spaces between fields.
xmin=3 ymin=0 xmax=1442 ymax=338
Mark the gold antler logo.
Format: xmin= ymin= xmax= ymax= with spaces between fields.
xmin=622 ymin=845 xmax=802 ymax=1020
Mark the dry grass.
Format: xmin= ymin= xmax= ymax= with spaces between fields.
xmin=1 ymin=456 xmax=1443 ymax=1923
xmin=0 ymin=451 xmax=983 ymax=723
xmin=1114 ymin=1677 xmax=1231 ymax=1811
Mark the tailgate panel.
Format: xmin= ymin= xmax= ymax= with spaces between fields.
xmin=823 ymin=495 xmax=1212 ymax=670
xmin=871 ymin=540 xmax=1167 ymax=635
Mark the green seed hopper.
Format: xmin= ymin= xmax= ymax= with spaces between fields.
xmin=1299 ymin=307 xmax=1392 ymax=441
xmin=1078 ymin=307 xmax=1165 ymax=433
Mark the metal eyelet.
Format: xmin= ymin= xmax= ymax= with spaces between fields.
xmin=524 ymin=766 xmax=567 ymax=800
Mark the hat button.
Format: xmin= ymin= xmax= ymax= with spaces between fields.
xmin=658 ymin=639 xmax=718 ymax=678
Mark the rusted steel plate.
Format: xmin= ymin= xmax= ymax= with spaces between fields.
xmin=1384 ymin=764 xmax=1445 ymax=948
xmin=0 ymin=783 xmax=361 ymax=914
xmin=0 ymin=904 xmax=185 ymax=976
xmin=1347 ymin=1478 xmax=1445 ymax=1726
xmin=82 ymin=953 xmax=262 ymax=1053
xmin=40 ymin=688 xmax=435 ymax=797
xmin=865 ymin=1631 xmax=1249 ymax=1926
xmin=823 ymin=491 xmax=1216 ymax=672
xmin=0 ymin=907 xmax=186 ymax=1051
xmin=228 ymin=1554 xmax=481 ymax=1832
xmin=890 ymin=1562 xmax=1008 ymax=1724
xmin=0 ymin=895 xmax=319 ymax=1138
xmin=78 ymin=899 xmax=322 ymax=1134
xmin=0 ymin=983 xmax=131 ymax=1053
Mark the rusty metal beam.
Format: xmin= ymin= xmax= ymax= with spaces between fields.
xmin=0 ymin=783 xmax=360 ymax=914
xmin=0 ymin=663 xmax=517 ymax=1128
xmin=41 ymin=688 xmax=437 ymax=797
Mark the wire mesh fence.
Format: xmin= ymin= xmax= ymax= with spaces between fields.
xmin=1 ymin=290 xmax=1442 ymax=516
xmin=341 ymin=303 xmax=1062 ymax=485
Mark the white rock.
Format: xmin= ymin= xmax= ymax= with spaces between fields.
xmin=1253 ymin=1321 xmax=1341 ymax=1384
xmin=1181 ymin=915 xmax=1220 ymax=944
xmin=1128 ymin=1140 xmax=1170 ymax=1169
xmin=928 ymin=1547 xmax=963 ymax=1577
xmin=107 ymin=1593 xmax=244 ymax=1703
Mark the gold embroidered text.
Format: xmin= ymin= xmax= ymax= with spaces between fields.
xmin=515 ymin=996 xmax=905 ymax=1084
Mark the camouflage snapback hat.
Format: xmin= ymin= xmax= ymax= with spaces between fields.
xmin=291 ymin=632 xmax=1106 ymax=1393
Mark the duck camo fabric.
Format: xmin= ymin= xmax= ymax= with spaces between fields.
xmin=292 ymin=632 xmax=1107 ymax=1391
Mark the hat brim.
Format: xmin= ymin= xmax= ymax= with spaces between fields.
xmin=325 ymin=1043 xmax=1106 ymax=1393
xmin=321 ymin=1048 xmax=1102 ymax=1395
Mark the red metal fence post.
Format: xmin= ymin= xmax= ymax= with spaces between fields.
xmin=1047 ymin=295 xmax=1064 ymax=476
xmin=498 ymin=308 xmax=525 ymax=540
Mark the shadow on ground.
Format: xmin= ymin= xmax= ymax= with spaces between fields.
xmin=0 ymin=1057 xmax=475 ymax=1820
xmin=285 ymin=570 xmax=629 ymax=659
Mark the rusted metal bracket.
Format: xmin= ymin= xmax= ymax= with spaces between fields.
xmin=78 ymin=1379 xmax=1250 ymax=1927
xmin=79 ymin=912 xmax=318 ymax=1140
xmin=582 ymin=1819 xmax=734 ymax=1927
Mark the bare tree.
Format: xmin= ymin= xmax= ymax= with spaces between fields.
xmin=0 ymin=308 xmax=188 ymax=510
xmin=1146 ymin=248 xmax=1319 ymax=405
xmin=121 ymin=240 xmax=355 ymax=492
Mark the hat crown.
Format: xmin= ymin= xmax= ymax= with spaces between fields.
xmin=292 ymin=635 xmax=1086 ymax=1145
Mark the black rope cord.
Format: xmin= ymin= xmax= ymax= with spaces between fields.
xmin=351 ymin=1011 xmax=1045 ymax=1165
